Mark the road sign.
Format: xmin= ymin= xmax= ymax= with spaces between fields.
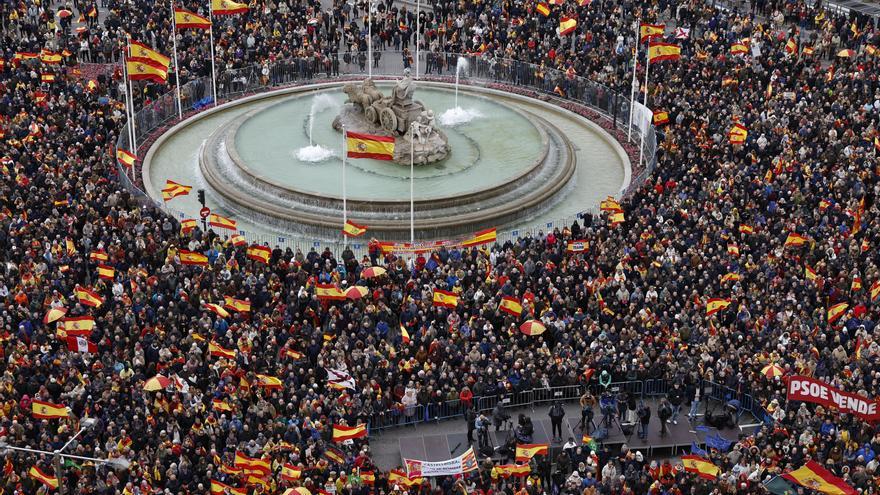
xmin=199 ymin=207 xmax=211 ymax=218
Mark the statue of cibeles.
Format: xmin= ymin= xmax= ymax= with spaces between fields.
xmin=391 ymin=68 xmax=415 ymax=106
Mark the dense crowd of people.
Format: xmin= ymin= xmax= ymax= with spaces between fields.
xmin=2 ymin=0 xmax=880 ymax=493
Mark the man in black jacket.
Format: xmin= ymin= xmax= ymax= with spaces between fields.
xmin=658 ymin=399 xmax=672 ymax=437
xmin=667 ymin=382 xmax=684 ymax=425
xmin=549 ymin=402 xmax=566 ymax=442
xmin=637 ymin=402 xmax=650 ymax=439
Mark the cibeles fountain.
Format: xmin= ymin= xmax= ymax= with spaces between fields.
xmin=144 ymin=64 xmax=630 ymax=241
xmin=333 ymin=70 xmax=451 ymax=165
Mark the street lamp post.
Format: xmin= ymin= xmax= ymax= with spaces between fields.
xmin=0 ymin=418 xmax=129 ymax=494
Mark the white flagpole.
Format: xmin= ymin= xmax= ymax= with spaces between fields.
xmin=171 ymin=0 xmax=183 ymax=119
xmin=120 ymin=57 xmax=135 ymax=153
xmin=125 ymin=41 xmax=139 ymax=154
xmin=208 ymin=1 xmax=218 ymax=106
xmin=415 ymin=0 xmax=420 ymax=78
xmin=342 ymin=125 xmax=348 ymax=248
xmin=639 ymin=46 xmax=650 ymax=169
xmin=628 ymin=20 xmax=639 ymax=143
xmin=410 ymin=123 xmax=415 ymax=243
xmin=367 ymin=0 xmax=372 ymax=79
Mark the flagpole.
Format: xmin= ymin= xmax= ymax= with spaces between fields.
xmin=367 ymin=0 xmax=372 ymax=79
xmin=125 ymin=40 xmax=139 ymax=154
xmin=628 ymin=20 xmax=639 ymax=143
xmin=639 ymin=44 xmax=650 ymax=169
xmin=342 ymin=125 xmax=348 ymax=248
xmin=415 ymin=0 xmax=420 ymax=78
xmin=410 ymin=123 xmax=415 ymax=243
xmin=120 ymin=57 xmax=135 ymax=154
xmin=170 ymin=0 xmax=183 ymax=119
xmin=208 ymin=1 xmax=218 ymax=106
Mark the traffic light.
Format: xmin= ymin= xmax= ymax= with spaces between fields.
xmin=197 ymin=189 xmax=205 ymax=206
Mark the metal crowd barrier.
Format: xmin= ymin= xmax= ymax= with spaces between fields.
xmin=368 ymin=379 xmax=765 ymax=432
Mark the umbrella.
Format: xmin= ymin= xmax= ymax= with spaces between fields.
xmin=143 ymin=375 xmax=172 ymax=391
xmin=837 ymin=49 xmax=855 ymax=58
xmin=761 ymin=363 xmax=784 ymax=379
xmin=519 ymin=320 xmax=546 ymax=336
xmin=345 ymin=286 xmax=369 ymax=299
xmin=360 ymin=266 xmax=387 ymax=279
xmin=57 ymin=9 xmax=73 ymax=18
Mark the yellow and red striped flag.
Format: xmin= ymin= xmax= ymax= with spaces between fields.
xmin=500 ymin=296 xmax=523 ymax=317
xmin=681 ymin=455 xmax=720 ymax=480
xmin=116 ymin=148 xmax=136 ymax=168
xmin=784 ymin=232 xmax=808 ymax=248
xmin=180 ymin=219 xmax=198 ymax=234
xmin=161 ymin=180 xmax=192 ymax=201
xmin=739 ymin=224 xmax=754 ymax=234
xmin=29 ymin=466 xmax=59 ymax=489
xmin=827 ymin=302 xmax=849 ymax=324
xmin=515 ymin=443 xmax=549 ymax=463
xmin=62 ymin=316 xmax=95 ymax=336
xmin=720 ymin=272 xmax=740 ymax=283
xmin=209 ymin=213 xmax=237 ymax=230
xmin=639 ymin=23 xmax=665 ymax=43
xmin=343 ymin=220 xmax=368 ymax=237
xmin=600 ymin=196 xmax=622 ymax=212
xmin=346 ymin=131 xmax=395 ymax=160
xmin=174 ymin=7 xmax=212 ymax=29
xmin=210 ymin=480 xmax=247 ymax=495
xmin=209 ymin=340 xmax=236 ymax=359
xmin=76 ymin=286 xmax=104 ymax=307
xmin=31 ymin=400 xmax=69 ymax=419
xmin=316 ymin=283 xmax=346 ymax=301
xmin=535 ymin=2 xmax=550 ymax=16
xmin=246 ymin=245 xmax=271 ymax=263
xmin=652 ymin=110 xmax=670 ymax=125
xmin=224 ymin=296 xmax=251 ymax=312
xmin=97 ymin=264 xmax=115 ymax=280
xmin=461 ymin=228 xmax=497 ymax=247
xmin=647 ymin=42 xmax=681 ymax=62
xmin=179 ymin=250 xmax=208 ymax=266
xmin=784 ymin=38 xmax=797 ymax=55
xmin=705 ymin=298 xmax=731 ymax=316
xmin=805 ymin=265 xmax=818 ymax=281
xmin=332 ymin=423 xmax=368 ymax=442
xmin=783 ymin=460 xmax=856 ymax=495
xmin=730 ymin=42 xmax=749 ymax=54
xmin=559 ymin=16 xmax=577 ymax=35
xmin=280 ymin=463 xmax=302 ymax=481
xmin=211 ymin=0 xmax=249 ymax=15
xmin=204 ymin=303 xmax=230 ymax=318
xmin=728 ymin=123 xmax=748 ymax=144
xmin=432 ymin=289 xmax=459 ymax=308
xmin=128 ymin=41 xmax=170 ymax=68
xmin=125 ymin=58 xmax=169 ymax=83
xmin=255 ymin=374 xmax=282 ymax=389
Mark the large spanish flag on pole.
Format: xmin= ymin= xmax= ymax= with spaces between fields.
xmin=639 ymin=23 xmax=665 ymax=43
xmin=343 ymin=220 xmax=368 ymax=237
xmin=128 ymin=41 xmax=171 ymax=68
xmin=461 ymin=228 xmax=497 ymax=247
xmin=346 ymin=131 xmax=395 ymax=160
xmin=211 ymin=0 xmax=249 ymax=15
xmin=174 ymin=7 xmax=212 ymax=29
xmin=116 ymin=148 xmax=136 ymax=168
xmin=332 ymin=423 xmax=368 ymax=442
xmin=783 ymin=460 xmax=856 ymax=495
xmin=125 ymin=58 xmax=169 ymax=83
xmin=647 ymin=42 xmax=682 ymax=62
xmin=209 ymin=213 xmax=237 ymax=230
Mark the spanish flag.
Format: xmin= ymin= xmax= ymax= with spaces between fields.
xmin=210 ymin=480 xmax=247 ymax=495
xmin=332 ymin=423 xmax=368 ymax=442
xmin=705 ymin=298 xmax=731 ymax=316
xmin=174 ymin=7 xmax=212 ymax=29
xmin=515 ymin=443 xmax=549 ymax=463
xmin=97 ymin=264 xmax=115 ymax=280
xmin=116 ymin=148 xmax=136 ymax=168
xmin=827 ymin=302 xmax=848 ymax=324
xmin=652 ymin=110 xmax=669 ymax=125
xmin=803 ymin=46 xmax=815 ymax=56
xmin=40 ymin=51 xmax=62 ymax=64
xmin=204 ymin=303 xmax=230 ymax=318
xmin=647 ymin=42 xmax=681 ymax=63
xmin=41 ymin=73 xmax=56 ymax=83
xmin=316 ymin=283 xmax=346 ymax=301
xmin=29 ymin=466 xmax=60 ymax=489
xmin=284 ymin=348 xmax=304 ymax=360
xmin=211 ymin=0 xmax=249 ymax=15
xmin=343 ymin=220 xmax=368 ymax=237
xmin=246 ymin=244 xmax=271 ymax=263
xmin=389 ymin=470 xmax=424 ymax=487
xmin=87 ymin=5 xmax=98 ymax=17
xmin=161 ymin=180 xmax=192 ymax=201
xmin=639 ymin=23 xmax=665 ymax=43
xmin=180 ymin=219 xmax=198 ymax=234
xmin=461 ymin=227 xmax=497 ymax=247
xmin=784 ymin=38 xmax=797 ymax=55
xmin=280 ymin=463 xmax=302 ymax=481
xmin=179 ymin=249 xmax=209 ymax=266
xmin=126 ymin=58 xmax=169 ymax=83
xmin=255 ymin=374 xmax=282 ymax=389
xmin=535 ymin=2 xmax=550 ymax=16
xmin=209 ymin=340 xmax=236 ymax=359
xmin=727 ymin=243 xmax=740 ymax=256
xmin=609 ymin=211 xmax=625 ymax=226
xmin=559 ymin=16 xmax=577 ymax=36
xmin=852 ymin=276 xmax=862 ymax=292
xmin=209 ymin=213 xmax=237 ymax=230
xmin=783 ymin=460 xmax=856 ymax=495
xmin=681 ymin=455 xmax=720 ymax=480
xmin=230 ymin=234 xmax=247 ymax=247
xmin=212 ymin=399 xmax=233 ymax=411
xmin=76 ymin=286 xmax=104 ymax=307
xmin=62 ymin=316 xmax=95 ymax=336
xmin=324 ymin=447 xmax=346 ymax=464
xmin=600 ymin=196 xmax=622 ymax=212
xmin=784 ymin=232 xmax=808 ymax=248
xmin=728 ymin=123 xmax=748 ymax=144
xmin=432 ymin=289 xmax=459 ymax=308
xmin=500 ymin=296 xmax=523 ymax=317
xmin=870 ymin=281 xmax=880 ymax=302
xmin=346 ymin=131 xmax=395 ymax=160
xmin=738 ymin=224 xmax=754 ymax=234
xmin=720 ymin=272 xmax=740 ymax=283
xmin=805 ymin=265 xmax=818 ymax=281
xmin=128 ymin=41 xmax=170 ymax=68
xmin=361 ymin=471 xmax=376 ymax=485
xmin=32 ymin=399 xmax=69 ymax=419
xmin=496 ymin=464 xmax=531 ymax=477
xmin=224 ymin=296 xmax=251 ymax=312
xmin=730 ymin=42 xmax=749 ymax=54
xmin=400 ymin=324 xmax=411 ymax=344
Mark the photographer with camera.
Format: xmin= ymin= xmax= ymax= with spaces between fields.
xmin=578 ymin=391 xmax=596 ymax=433
xmin=493 ymin=402 xmax=511 ymax=432
xmin=476 ymin=413 xmax=490 ymax=449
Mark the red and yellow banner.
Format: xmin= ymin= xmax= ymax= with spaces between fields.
xmin=29 ymin=466 xmax=59 ymax=489
xmin=559 ymin=16 xmax=577 ymax=36
xmin=126 ymin=58 xmax=169 ymax=83
xmin=128 ymin=41 xmax=171 ymax=68
xmin=179 ymin=249 xmax=209 ymax=266
xmin=316 ymin=283 xmax=346 ymax=301
xmin=728 ymin=123 xmax=748 ymax=144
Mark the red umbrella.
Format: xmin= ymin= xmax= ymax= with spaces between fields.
xmin=360 ymin=266 xmax=387 ymax=279
xmin=837 ymin=49 xmax=855 ymax=58
xmin=143 ymin=375 xmax=172 ymax=391
xmin=519 ymin=320 xmax=546 ymax=336
xmin=345 ymin=286 xmax=369 ymax=299
xmin=57 ymin=9 xmax=73 ymax=18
